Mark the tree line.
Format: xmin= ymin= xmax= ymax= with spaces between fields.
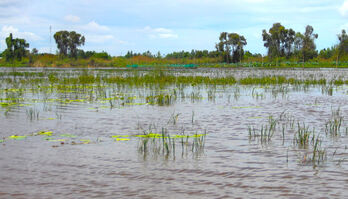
xmin=1 ymin=23 xmax=348 ymax=64
xmin=112 ymin=23 xmax=348 ymax=63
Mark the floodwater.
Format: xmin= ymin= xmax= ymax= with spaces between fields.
xmin=0 ymin=67 xmax=347 ymax=198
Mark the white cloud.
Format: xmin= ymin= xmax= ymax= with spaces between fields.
xmin=153 ymin=28 xmax=172 ymax=33
xmin=85 ymin=34 xmax=128 ymax=46
xmin=0 ymin=25 xmax=41 ymax=41
xmin=64 ymin=15 xmax=80 ymax=23
xmin=140 ymin=26 xmax=178 ymax=39
xmin=159 ymin=33 xmax=178 ymax=39
xmin=339 ymin=0 xmax=348 ymax=16
xmin=0 ymin=25 xmax=42 ymax=52
xmin=82 ymin=21 xmax=110 ymax=32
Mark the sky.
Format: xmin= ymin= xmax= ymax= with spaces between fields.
xmin=0 ymin=0 xmax=348 ymax=56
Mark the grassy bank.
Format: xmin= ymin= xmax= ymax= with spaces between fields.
xmin=1 ymin=54 xmax=348 ymax=68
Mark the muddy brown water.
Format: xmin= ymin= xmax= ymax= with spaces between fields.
xmin=0 ymin=67 xmax=347 ymax=198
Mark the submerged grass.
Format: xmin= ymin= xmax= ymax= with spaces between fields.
xmin=247 ymin=109 xmax=346 ymax=167
xmin=0 ymin=69 xmax=347 ymax=167
xmin=248 ymin=116 xmax=277 ymax=144
xmin=137 ymin=127 xmax=207 ymax=160
xmin=325 ymin=108 xmax=344 ymax=137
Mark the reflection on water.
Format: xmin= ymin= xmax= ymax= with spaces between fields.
xmin=0 ymin=67 xmax=347 ymax=198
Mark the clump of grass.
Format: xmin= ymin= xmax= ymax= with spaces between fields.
xmin=325 ymin=108 xmax=343 ymax=137
xmin=248 ymin=111 xmax=330 ymax=166
xmin=311 ymin=136 xmax=326 ymax=165
xmin=248 ymin=116 xmax=277 ymax=144
xmin=168 ymin=112 xmax=181 ymax=125
xmin=137 ymin=127 xmax=206 ymax=160
xmin=146 ymin=93 xmax=175 ymax=106
xmin=293 ymin=123 xmax=313 ymax=149
xmin=26 ymin=107 xmax=39 ymax=121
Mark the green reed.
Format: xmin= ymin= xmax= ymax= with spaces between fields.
xmin=325 ymin=108 xmax=343 ymax=137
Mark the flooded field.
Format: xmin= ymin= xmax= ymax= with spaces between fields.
xmin=0 ymin=67 xmax=347 ymax=198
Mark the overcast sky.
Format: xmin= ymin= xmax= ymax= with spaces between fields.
xmin=0 ymin=0 xmax=348 ymax=56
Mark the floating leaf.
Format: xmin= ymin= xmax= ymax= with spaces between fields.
xmin=116 ymin=138 xmax=130 ymax=141
xmin=189 ymin=134 xmax=205 ymax=138
xmin=0 ymin=102 xmax=17 ymax=107
xmin=146 ymin=133 xmax=162 ymax=138
xmin=111 ymin=135 xmax=129 ymax=138
xmin=100 ymin=106 xmax=109 ymax=109
xmin=0 ymin=139 xmax=4 ymax=143
xmin=8 ymin=135 xmax=27 ymax=140
xmin=60 ymin=134 xmax=77 ymax=138
xmin=38 ymin=131 xmax=53 ymax=136
xmin=80 ymin=139 xmax=91 ymax=144
xmin=135 ymin=134 xmax=160 ymax=138
xmin=172 ymin=135 xmax=190 ymax=139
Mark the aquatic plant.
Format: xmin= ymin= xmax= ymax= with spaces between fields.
xmin=293 ymin=123 xmax=313 ymax=149
xmin=325 ymin=108 xmax=343 ymax=137
xmin=26 ymin=107 xmax=40 ymax=121
xmin=248 ymin=116 xmax=277 ymax=144
xmin=137 ymin=127 xmax=206 ymax=160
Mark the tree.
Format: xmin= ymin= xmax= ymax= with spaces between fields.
xmin=337 ymin=29 xmax=348 ymax=61
xmin=216 ymin=32 xmax=230 ymax=62
xmin=284 ymin=28 xmax=295 ymax=58
xmin=262 ymin=23 xmax=295 ymax=61
xmin=156 ymin=51 xmax=162 ymax=59
xmin=31 ymin=48 xmax=39 ymax=55
xmin=3 ymin=33 xmax=29 ymax=62
xmin=302 ymin=25 xmax=318 ymax=61
xmin=68 ymin=31 xmax=85 ymax=58
xmin=216 ymin=32 xmax=247 ymax=63
xmin=54 ymin=31 xmax=85 ymax=58
xmin=319 ymin=47 xmax=336 ymax=59
xmin=228 ymin=33 xmax=247 ymax=63
xmin=294 ymin=32 xmax=304 ymax=61
xmin=54 ymin=31 xmax=70 ymax=56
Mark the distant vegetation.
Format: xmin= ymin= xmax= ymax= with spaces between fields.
xmin=54 ymin=30 xmax=85 ymax=58
xmin=2 ymin=33 xmax=29 ymax=62
xmin=1 ymin=23 xmax=348 ymax=67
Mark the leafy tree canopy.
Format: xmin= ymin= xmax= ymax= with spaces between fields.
xmin=54 ymin=31 xmax=85 ymax=58
xmin=3 ymin=33 xmax=29 ymax=62
xmin=216 ymin=32 xmax=247 ymax=63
